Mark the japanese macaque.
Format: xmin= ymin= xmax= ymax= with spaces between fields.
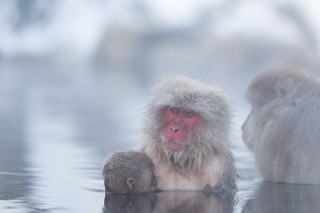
xmin=242 ymin=67 xmax=320 ymax=184
xmin=141 ymin=75 xmax=237 ymax=196
xmin=103 ymin=151 xmax=157 ymax=194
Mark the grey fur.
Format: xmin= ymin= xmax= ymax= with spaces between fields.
xmin=243 ymin=67 xmax=320 ymax=183
xmin=103 ymin=151 xmax=157 ymax=193
xmin=141 ymin=75 xmax=237 ymax=192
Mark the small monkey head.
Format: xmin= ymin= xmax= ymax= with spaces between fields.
xmin=103 ymin=151 xmax=157 ymax=194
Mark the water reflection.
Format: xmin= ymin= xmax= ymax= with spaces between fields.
xmin=103 ymin=193 xmax=157 ymax=213
xmin=242 ymin=182 xmax=320 ymax=213
xmin=103 ymin=191 xmax=234 ymax=213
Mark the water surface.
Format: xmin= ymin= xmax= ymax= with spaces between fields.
xmin=0 ymin=61 xmax=318 ymax=212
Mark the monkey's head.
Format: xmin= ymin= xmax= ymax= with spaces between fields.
xmin=142 ymin=75 xmax=231 ymax=170
xmin=103 ymin=151 xmax=158 ymax=194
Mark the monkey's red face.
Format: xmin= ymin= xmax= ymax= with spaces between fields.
xmin=162 ymin=106 xmax=200 ymax=152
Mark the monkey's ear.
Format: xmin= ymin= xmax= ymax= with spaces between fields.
xmin=126 ymin=177 xmax=135 ymax=189
xmin=275 ymin=78 xmax=295 ymax=98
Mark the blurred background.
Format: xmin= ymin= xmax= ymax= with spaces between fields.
xmin=1 ymin=0 xmax=320 ymax=212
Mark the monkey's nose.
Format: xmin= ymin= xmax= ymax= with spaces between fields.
xmin=170 ymin=126 xmax=179 ymax=133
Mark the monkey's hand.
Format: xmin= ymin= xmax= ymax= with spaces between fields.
xmin=203 ymin=183 xmax=235 ymax=198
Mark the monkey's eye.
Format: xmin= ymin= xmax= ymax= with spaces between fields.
xmin=186 ymin=111 xmax=195 ymax=118
xmin=170 ymin=107 xmax=179 ymax=114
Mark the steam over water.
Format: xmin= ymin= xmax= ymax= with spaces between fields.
xmin=2 ymin=1 xmax=320 ymax=212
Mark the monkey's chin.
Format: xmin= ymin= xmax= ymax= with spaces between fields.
xmin=163 ymin=140 xmax=185 ymax=152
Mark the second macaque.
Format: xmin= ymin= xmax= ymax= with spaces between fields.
xmin=242 ymin=67 xmax=320 ymax=184
xmin=141 ymin=75 xmax=237 ymax=196
xmin=103 ymin=151 xmax=157 ymax=194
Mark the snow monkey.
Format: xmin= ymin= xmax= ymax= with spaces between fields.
xmin=141 ymin=75 xmax=237 ymax=196
xmin=103 ymin=151 xmax=157 ymax=194
xmin=242 ymin=67 xmax=320 ymax=183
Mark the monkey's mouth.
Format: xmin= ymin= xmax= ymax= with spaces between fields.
xmin=163 ymin=140 xmax=185 ymax=152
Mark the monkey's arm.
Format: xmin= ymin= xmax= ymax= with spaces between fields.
xmin=203 ymin=183 xmax=236 ymax=198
